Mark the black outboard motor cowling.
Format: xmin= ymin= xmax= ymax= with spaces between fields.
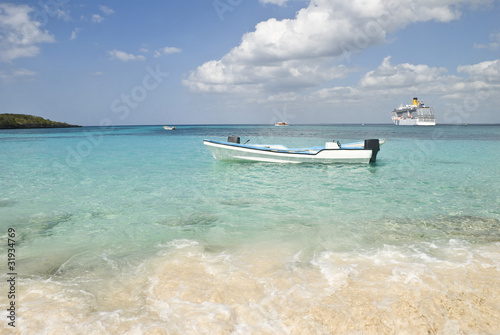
xmin=364 ymin=139 xmax=380 ymax=163
xmin=228 ymin=136 xmax=240 ymax=144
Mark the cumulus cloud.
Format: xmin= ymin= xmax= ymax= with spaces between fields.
xmin=185 ymin=58 xmax=351 ymax=94
xmin=108 ymin=50 xmax=146 ymax=62
xmin=315 ymin=56 xmax=500 ymax=106
xmin=0 ymin=3 xmax=55 ymax=62
xmin=458 ymin=59 xmax=500 ymax=82
xmin=312 ymin=56 xmax=456 ymax=103
xmin=184 ymin=0 xmax=481 ymax=94
xmin=360 ymin=56 xmax=450 ymax=89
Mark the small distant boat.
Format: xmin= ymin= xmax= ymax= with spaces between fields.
xmin=391 ymin=97 xmax=436 ymax=126
xmin=163 ymin=126 xmax=176 ymax=130
xmin=274 ymin=122 xmax=288 ymax=126
xmin=203 ymin=136 xmax=385 ymax=164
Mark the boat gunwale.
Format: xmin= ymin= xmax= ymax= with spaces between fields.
xmin=203 ymin=139 xmax=368 ymax=156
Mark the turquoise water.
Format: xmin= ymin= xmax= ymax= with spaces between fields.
xmin=1 ymin=125 xmax=499 ymax=334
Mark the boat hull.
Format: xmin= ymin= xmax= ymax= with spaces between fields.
xmin=203 ymin=140 xmax=380 ymax=164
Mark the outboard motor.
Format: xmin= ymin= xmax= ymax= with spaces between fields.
xmin=227 ymin=136 xmax=240 ymax=144
xmin=364 ymin=139 xmax=380 ymax=163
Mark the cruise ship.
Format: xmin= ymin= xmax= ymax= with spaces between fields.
xmin=391 ymin=97 xmax=436 ymax=126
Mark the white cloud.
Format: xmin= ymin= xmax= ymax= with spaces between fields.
xmin=89 ymin=5 xmax=113 ymax=24
xmin=108 ymin=50 xmax=146 ymax=62
xmin=99 ymin=5 xmax=115 ymax=15
xmin=0 ymin=3 xmax=55 ymax=62
xmin=314 ymin=56 xmax=500 ymax=107
xmin=37 ymin=2 xmax=71 ymax=21
xmin=311 ymin=56 xmax=457 ymax=103
xmin=184 ymin=0 xmax=483 ymax=95
xmin=0 ymin=67 xmax=37 ymax=81
xmin=57 ymin=9 xmax=71 ymax=21
xmin=474 ymin=32 xmax=500 ymax=50
xmin=360 ymin=56 xmax=450 ymax=90
xmin=70 ymin=28 xmax=82 ymax=41
xmin=458 ymin=59 xmax=500 ymax=81
xmin=12 ymin=68 xmax=37 ymax=76
xmin=260 ymin=0 xmax=291 ymax=5
xmin=185 ymin=58 xmax=351 ymax=94
xmin=154 ymin=46 xmax=182 ymax=57
xmin=91 ymin=14 xmax=104 ymax=23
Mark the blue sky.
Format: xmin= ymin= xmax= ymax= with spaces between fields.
xmin=1 ymin=0 xmax=499 ymax=125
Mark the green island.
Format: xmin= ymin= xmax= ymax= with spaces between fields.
xmin=0 ymin=114 xmax=81 ymax=129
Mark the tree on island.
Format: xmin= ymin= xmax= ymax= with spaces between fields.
xmin=0 ymin=114 xmax=81 ymax=129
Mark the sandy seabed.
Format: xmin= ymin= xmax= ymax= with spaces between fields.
xmin=5 ymin=241 xmax=500 ymax=335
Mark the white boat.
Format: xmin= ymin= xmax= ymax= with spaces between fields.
xmin=163 ymin=126 xmax=176 ymax=130
xmin=274 ymin=121 xmax=288 ymax=126
xmin=391 ymin=97 xmax=436 ymax=126
xmin=203 ymin=136 xmax=385 ymax=164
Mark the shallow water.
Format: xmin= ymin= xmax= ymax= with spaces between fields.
xmin=1 ymin=124 xmax=499 ymax=334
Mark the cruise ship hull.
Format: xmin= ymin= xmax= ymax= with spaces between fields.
xmin=393 ymin=118 xmax=436 ymax=126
